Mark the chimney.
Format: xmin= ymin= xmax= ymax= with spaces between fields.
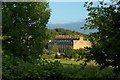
xmin=80 ymin=36 xmax=83 ymax=41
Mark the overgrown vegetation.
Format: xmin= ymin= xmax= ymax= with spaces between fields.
xmin=3 ymin=57 xmax=63 ymax=80
xmin=82 ymin=1 xmax=120 ymax=76
xmin=42 ymin=46 xmax=90 ymax=61
xmin=2 ymin=2 xmax=51 ymax=60
xmin=2 ymin=1 xmax=120 ymax=79
xmin=2 ymin=2 xmax=51 ymax=79
xmin=3 ymin=57 xmax=120 ymax=80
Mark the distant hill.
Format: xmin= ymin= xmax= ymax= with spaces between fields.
xmin=47 ymin=22 xmax=98 ymax=34
xmin=47 ymin=28 xmax=88 ymax=40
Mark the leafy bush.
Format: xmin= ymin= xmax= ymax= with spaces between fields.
xmin=41 ymin=54 xmax=55 ymax=59
xmin=56 ymin=54 xmax=66 ymax=59
xmin=3 ymin=56 xmax=119 ymax=79
xmin=2 ymin=57 xmax=63 ymax=80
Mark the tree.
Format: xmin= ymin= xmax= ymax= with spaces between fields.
xmin=51 ymin=43 xmax=59 ymax=54
xmin=43 ymin=48 xmax=49 ymax=54
xmin=2 ymin=2 xmax=51 ymax=61
xmin=47 ymin=28 xmax=88 ymax=40
xmin=64 ymin=46 xmax=74 ymax=59
xmin=83 ymin=1 xmax=120 ymax=75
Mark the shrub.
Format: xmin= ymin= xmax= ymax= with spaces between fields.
xmin=2 ymin=57 xmax=63 ymax=80
xmin=41 ymin=54 xmax=55 ymax=59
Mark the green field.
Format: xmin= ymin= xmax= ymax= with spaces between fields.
xmin=41 ymin=54 xmax=117 ymax=78
xmin=51 ymin=59 xmax=96 ymax=67
xmin=45 ymin=59 xmax=116 ymax=79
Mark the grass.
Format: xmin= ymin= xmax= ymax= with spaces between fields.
xmin=41 ymin=54 xmax=117 ymax=79
xmin=41 ymin=54 xmax=97 ymax=66
xmin=46 ymin=58 xmax=116 ymax=79
xmin=49 ymin=58 xmax=97 ymax=67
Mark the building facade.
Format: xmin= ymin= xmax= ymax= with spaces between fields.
xmin=48 ymin=35 xmax=92 ymax=53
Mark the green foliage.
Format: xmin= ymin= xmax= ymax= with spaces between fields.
xmin=2 ymin=57 xmax=63 ymax=80
xmin=3 ymin=56 xmax=120 ymax=79
xmin=49 ymin=51 xmax=55 ymax=55
xmin=64 ymin=47 xmax=90 ymax=60
xmin=51 ymin=43 xmax=59 ymax=54
xmin=58 ymin=60 xmax=117 ymax=79
xmin=43 ymin=48 xmax=49 ymax=54
xmin=2 ymin=2 xmax=52 ymax=79
xmin=73 ymin=53 xmax=79 ymax=59
xmin=64 ymin=46 xmax=74 ymax=59
xmin=47 ymin=28 xmax=88 ymax=40
xmin=83 ymin=1 xmax=120 ymax=75
xmin=56 ymin=54 xmax=66 ymax=59
xmin=41 ymin=54 xmax=55 ymax=59
xmin=2 ymin=2 xmax=51 ymax=60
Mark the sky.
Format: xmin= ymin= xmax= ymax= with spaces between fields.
xmin=47 ymin=1 xmax=113 ymax=34
xmin=49 ymin=0 xmax=111 ymax=2
xmin=48 ymin=2 xmax=87 ymax=24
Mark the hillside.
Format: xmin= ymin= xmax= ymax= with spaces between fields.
xmin=47 ymin=28 xmax=88 ymax=40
